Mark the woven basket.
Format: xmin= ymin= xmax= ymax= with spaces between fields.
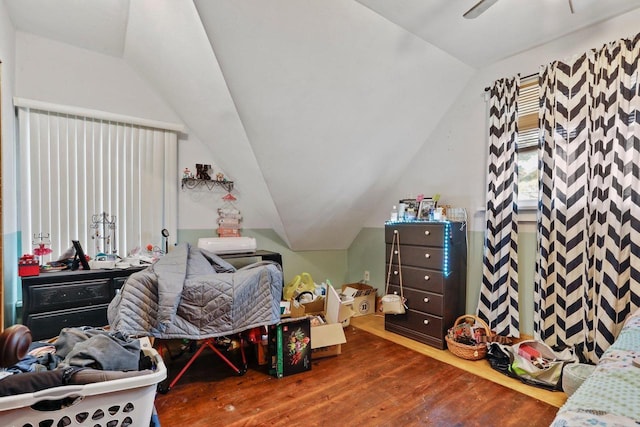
xmin=445 ymin=314 xmax=492 ymax=361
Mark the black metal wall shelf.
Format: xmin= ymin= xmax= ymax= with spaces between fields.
xmin=181 ymin=178 xmax=234 ymax=192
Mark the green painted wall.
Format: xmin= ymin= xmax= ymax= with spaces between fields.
xmin=177 ymin=228 xmax=348 ymax=288
xmin=166 ymin=226 xmax=539 ymax=335
xmin=346 ymin=227 xmax=538 ymax=336
xmin=3 ymin=231 xmax=20 ymax=326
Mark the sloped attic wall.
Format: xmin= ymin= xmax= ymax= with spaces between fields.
xmin=194 ymin=0 xmax=474 ymax=250
xmin=11 ymin=1 xmax=474 ymax=255
xmin=123 ymin=0 xmax=287 ymax=242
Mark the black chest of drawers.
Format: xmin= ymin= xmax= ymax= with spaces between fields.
xmin=384 ymin=222 xmax=467 ymax=349
xmin=21 ymin=267 xmax=146 ymax=340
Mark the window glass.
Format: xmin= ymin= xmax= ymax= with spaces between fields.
xmin=517 ymin=77 xmax=539 ymax=208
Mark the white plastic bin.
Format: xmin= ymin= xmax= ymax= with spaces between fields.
xmin=0 ymin=347 xmax=166 ymax=427
xmin=340 ymin=295 xmax=355 ymax=327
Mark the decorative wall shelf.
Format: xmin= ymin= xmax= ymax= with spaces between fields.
xmin=181 ymin=178 xmax=234 ymax=193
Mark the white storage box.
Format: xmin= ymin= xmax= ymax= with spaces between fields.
xmin=197 ymin=237 xmax=257 ymax=254
xmin=0 ymin=346 xmax=166 ymax=427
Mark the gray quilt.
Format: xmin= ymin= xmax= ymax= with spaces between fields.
xmin=108 ymin=243 xmax=283 ymax=339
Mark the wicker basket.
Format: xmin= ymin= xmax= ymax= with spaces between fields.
xmin=446 ymin=314 xmax=492 ymax=361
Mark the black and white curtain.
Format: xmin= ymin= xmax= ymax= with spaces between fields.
xmin=477 ymin=76 xmax=521 ymax=338
xmin=534 ymin=34 xmax=640 ymax=362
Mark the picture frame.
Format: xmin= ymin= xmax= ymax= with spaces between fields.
xmin=71 ymin=240 xmax=91 ymax=271
xmin=418 ymin=198 xmax=435 ymax=219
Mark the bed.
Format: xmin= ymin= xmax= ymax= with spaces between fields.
xmin=551 ymin=307 xmax=640 ymax=426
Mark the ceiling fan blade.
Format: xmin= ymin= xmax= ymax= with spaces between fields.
xmin=463 ymin=0 xmax=499 ymax=19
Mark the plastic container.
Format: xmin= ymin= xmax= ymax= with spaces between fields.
xmin=390 ymin=206 xmax=398 ymax=221
xmin=0 ymin=347 xmax=166 ymax=427
xmin=340 ymin=295 xmax=355 ymax=328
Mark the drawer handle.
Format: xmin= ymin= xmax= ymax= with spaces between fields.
xmin=394 ymin=270 xmax=398 ymax=276
xmin=423 ymin=297 xmax=430 ymax=303
xmin=394 ymin=250 xmax=398 ymax=255
xmin=394 ymin=230 xmax=398 ymax=234
xmin=425 ymin=253 xmax=430 ymax=259
xmin=423 ymin=319 xmax=429 ymax=325
xmin=424 ymin=230 xmax=430 ymax=236
xmin=424 ymin=275 xmax=430 ymax=281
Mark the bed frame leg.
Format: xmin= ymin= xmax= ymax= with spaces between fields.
xmin=159 ymin=335 xmax=248 ymax=393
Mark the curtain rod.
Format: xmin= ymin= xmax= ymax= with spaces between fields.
xmin=14 ymin=97 xmax=186 ymax=133
xmin=484 ymin=71 xmax=537 ymax=92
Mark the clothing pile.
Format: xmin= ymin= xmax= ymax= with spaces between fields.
xmin=0 ymin=326 xmax=154 ymax=398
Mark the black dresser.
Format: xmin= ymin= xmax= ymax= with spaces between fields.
xmin=21 ymin=267 xmax=146 ymax=340
xmin=384 ymin=221 xmax=467 ymax=349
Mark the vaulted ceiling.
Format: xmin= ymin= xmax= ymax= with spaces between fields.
xmin=5 ymin=0 xmax=640 ymax=249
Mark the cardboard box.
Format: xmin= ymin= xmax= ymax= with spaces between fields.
xmin=341 ymin=283 xmax=377 ymax=317
xmin=269 ymin=317 xmax=312 ymax=378
xmin=288 ymin=286 xmax=352 ymax=359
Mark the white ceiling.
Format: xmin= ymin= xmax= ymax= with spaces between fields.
xmin=5 ymin=0 xmax=640 ymax=250
xmin=7 ymin=0 xmax=639 ymax=66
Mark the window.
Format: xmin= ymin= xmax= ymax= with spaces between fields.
xmin=517 ymin=76 xmax=540 ymax=209
xmin=16 ymin=100 xmax=179 ymax=261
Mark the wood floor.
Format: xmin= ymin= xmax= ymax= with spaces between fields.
xmin=351 ymin=314 xmax=567 ymax=408
xmin=154 ymin=315 xmax=562 ymax=426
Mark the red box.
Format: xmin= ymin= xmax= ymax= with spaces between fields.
xmin=518 ymin=344 xmax=540 ymax=361
xmin=18 ymin=265 xmax=39 ymax=277
xmin=18 ymin=255 xmax=40 ymax=277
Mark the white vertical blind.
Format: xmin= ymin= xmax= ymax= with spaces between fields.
xmin=18 ymin=107 xmax=178 ymax=261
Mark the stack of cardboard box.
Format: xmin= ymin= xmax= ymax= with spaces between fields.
xmin=270 ymin=286 xmax=354 ymax=377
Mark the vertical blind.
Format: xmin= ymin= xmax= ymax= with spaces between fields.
xmin=17 ymin=106 xmax=178 ymax=261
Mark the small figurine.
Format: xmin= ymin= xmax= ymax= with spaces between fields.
xmin=216 ymin=172 xmax=225 ymax=181
xmin=183 ymin=168 xmax=193 ymax=179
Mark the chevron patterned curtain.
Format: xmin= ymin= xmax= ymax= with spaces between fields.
xmin=477 ymin=76 xmax=521 ymax=338
xmin=535 ymin=34 xmax=640 ymax=362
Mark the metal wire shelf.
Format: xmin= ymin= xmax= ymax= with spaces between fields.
xmin=181 ymin=178 xmax=234 ymax=192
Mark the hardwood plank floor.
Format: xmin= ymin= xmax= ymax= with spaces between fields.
xmin=351 ymin=314 xmax=567 ymax=408
xmin=154 ymin=316 xmax=561 ymax=426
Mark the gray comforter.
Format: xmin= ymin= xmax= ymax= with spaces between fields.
xmin=108 ymin=243 xmax=283 ymax=339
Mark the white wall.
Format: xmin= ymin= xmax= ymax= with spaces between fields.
xmin=1 ymin=0 xmax=18 ymax=325
xmin=1 ymin=0 xmax=16 ymax=231
xmin=371 ymin=8 xmax=640 ymax=232
xmin=13 ymin=32 xmax=236 ymax=232
xmin=15 ymin=32 xmax=180 ymax=124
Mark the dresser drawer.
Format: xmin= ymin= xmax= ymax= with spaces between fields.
xmin=385 ymin=309 xmax=443 ymax=340
xmin=387 ymin=244 xmax=445 ymax=270
xmin=113 ymin=277 xmax=129 ymax=292
xmin=386 ymin=264 xmax=444 ymax=293
xmin=26 ymin=305 xmax=109 ymax=341
xmin=26 ymin=279 xmax=112 ymax=313
xmin=385 ymin=224 xmax=445 ymax=247
xmin=388 ymin=285 xmax=443 ymax=316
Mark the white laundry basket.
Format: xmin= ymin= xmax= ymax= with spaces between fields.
xmin=0 ymin=347 xmax=166 ymax=427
